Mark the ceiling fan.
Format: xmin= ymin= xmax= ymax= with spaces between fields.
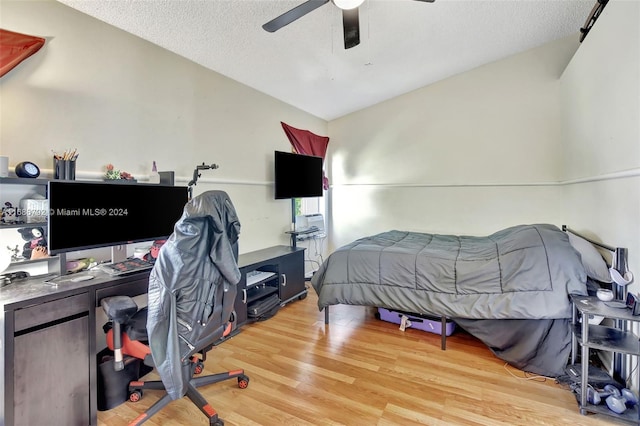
xmin=263 ymin=0 xmax=435 ymax=50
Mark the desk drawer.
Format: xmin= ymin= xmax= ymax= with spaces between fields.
xmin=14 ymin=292 xmax=89 ymax=332
xmin=95 ymin=278 xmax=149 ymax=306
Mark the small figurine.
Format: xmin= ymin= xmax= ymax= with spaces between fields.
xmin=1 ymin=202 xmax=17 ymax=224
xmin=7 ymin=245 xmax=20 ymax=262
xmin=17 ymin=227 xmax=47 ymax=260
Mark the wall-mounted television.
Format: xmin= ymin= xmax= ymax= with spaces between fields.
xmin=48 ymin=181 xmax=188 ymax=254
xmin=274 ymin=151 xmax=323 ymax=199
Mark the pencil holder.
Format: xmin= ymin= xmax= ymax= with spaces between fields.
xmin=65 ymin=160 xmax=76 ymax=180
xmin=53 ymin=158 xmax=64 ymax=179
xmin=54 ymin=158 xmax=76 ymax=180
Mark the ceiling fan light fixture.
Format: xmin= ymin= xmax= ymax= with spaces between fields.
xmin=332 ymin=0 xmax=365 ymax=10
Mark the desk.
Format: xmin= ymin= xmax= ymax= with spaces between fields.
xmin=0 ymin=245 xmax=307 ymax=425
xmin=0 ymin=270 xmax=150 ymax=426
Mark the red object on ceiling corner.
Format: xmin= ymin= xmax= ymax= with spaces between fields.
xmin=280 ymin=121 xmax=330 ymax=190
xmin=0 ymin=28 xmax=46 ymax=78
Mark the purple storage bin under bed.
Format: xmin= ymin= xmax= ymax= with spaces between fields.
xmin=377 ymin=308 xmax=456 ymax=336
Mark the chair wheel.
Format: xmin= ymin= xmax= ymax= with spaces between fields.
xmin=194 ymin=360 xmax=205 ymax=375
xmin=210 ymin=419 xmax=224 ymax=426
xmin=129 ymin=390 xmax=143 ymax=402
xmin=238 ymin=375 xmax=249 ymax=389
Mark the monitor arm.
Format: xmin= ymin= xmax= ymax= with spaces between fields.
xmin=188 ymin=162 xmax=219 ymax=199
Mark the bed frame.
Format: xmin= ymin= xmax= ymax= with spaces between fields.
xmin=320 ymin=225 xmax=630 ymax=359
xmin=562 ymin=225 xmax=628 ymax=289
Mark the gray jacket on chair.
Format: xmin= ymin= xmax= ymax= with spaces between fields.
xmin=146 ymin=190 xmax=241 ymax=400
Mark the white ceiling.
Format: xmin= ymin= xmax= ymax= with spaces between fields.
xmin=57 ymin=0 xmax=594 ymax=121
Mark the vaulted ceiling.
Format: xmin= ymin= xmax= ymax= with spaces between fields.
xmin=57 ymin=0 xmax=595 ymax=120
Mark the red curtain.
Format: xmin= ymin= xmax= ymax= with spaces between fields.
xmin=0 ymin=29 xmax=46 ymax=78
xmin=280 ymin=121 xmax=330 ymax=190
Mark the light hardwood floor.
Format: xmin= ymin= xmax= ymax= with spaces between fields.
xmin=98 ymin=284 xmax=616 ymax=426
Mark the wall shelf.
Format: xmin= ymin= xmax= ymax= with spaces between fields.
xmin=1 ymin=222 xmax=47 ymax=230
xmin=0 ymin=177 xmax=49 ymax=186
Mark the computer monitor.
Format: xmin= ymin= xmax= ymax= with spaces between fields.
xmin=48 ymin=181 xmax=188 ymax=255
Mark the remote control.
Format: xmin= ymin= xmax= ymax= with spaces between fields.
xmin=70 ymin=275 xmax=95 ymax=282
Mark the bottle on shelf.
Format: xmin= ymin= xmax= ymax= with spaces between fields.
xmin=149 ymin=161 xmax=160 ymax=184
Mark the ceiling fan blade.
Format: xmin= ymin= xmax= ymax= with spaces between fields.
xmin=263 ymin=0 xmax=330 ymax=32
xmin=342 ymin=8 xmax=360 ymax=49
xmin=413 ymin=0 xmax=436 ymax=2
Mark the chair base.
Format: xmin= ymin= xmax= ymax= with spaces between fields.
xmin=127 ymin=369 xmax=249 ymax=426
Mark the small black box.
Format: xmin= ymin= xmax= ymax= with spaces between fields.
xmin=159 ymin=171 xmax=175 ymax=185
xmin=96 ymin=348 xmax=153 ymax=411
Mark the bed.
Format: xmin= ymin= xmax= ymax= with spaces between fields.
xmin=310 ymin=223 xmax=591 ymax=377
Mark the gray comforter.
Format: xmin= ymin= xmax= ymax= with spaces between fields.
xmin=311 ymin=224 xmax=587 ymax=319
xmin=311 ymin=224 xmax=588 ymax=377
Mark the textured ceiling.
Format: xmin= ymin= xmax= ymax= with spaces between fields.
xmin=57 ymin=0 xmax=594 ymax=121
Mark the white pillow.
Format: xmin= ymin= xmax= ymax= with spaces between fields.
xmin=567 ymin=233 xmax=612 ymax=283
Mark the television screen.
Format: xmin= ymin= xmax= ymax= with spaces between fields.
xmin=274 ymin=151 xmax=323 ymax=199
xmin=48 ymin=181 xmax=188 ymax=254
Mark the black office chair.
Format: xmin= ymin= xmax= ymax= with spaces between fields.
xmin=101 ymin=191 xmax=249 ymax=426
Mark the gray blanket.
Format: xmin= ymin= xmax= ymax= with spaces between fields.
xmin=311 ymin=224 xmax=588 ymax=376
xmin=454 ymin=318 xmax=573 ymax=377
xmin=311 ymin=224 xmax=587 ymax=319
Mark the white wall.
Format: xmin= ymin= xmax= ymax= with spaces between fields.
xmin=0 ymin=0 xmax=327 ymax=256
xmin=2 ymin=0 xmax=635 ymax=279
xmin=327 ymin=35 xmax=581 ymax=248
xmin=560 ymin=0 xmax=640 ymax=292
